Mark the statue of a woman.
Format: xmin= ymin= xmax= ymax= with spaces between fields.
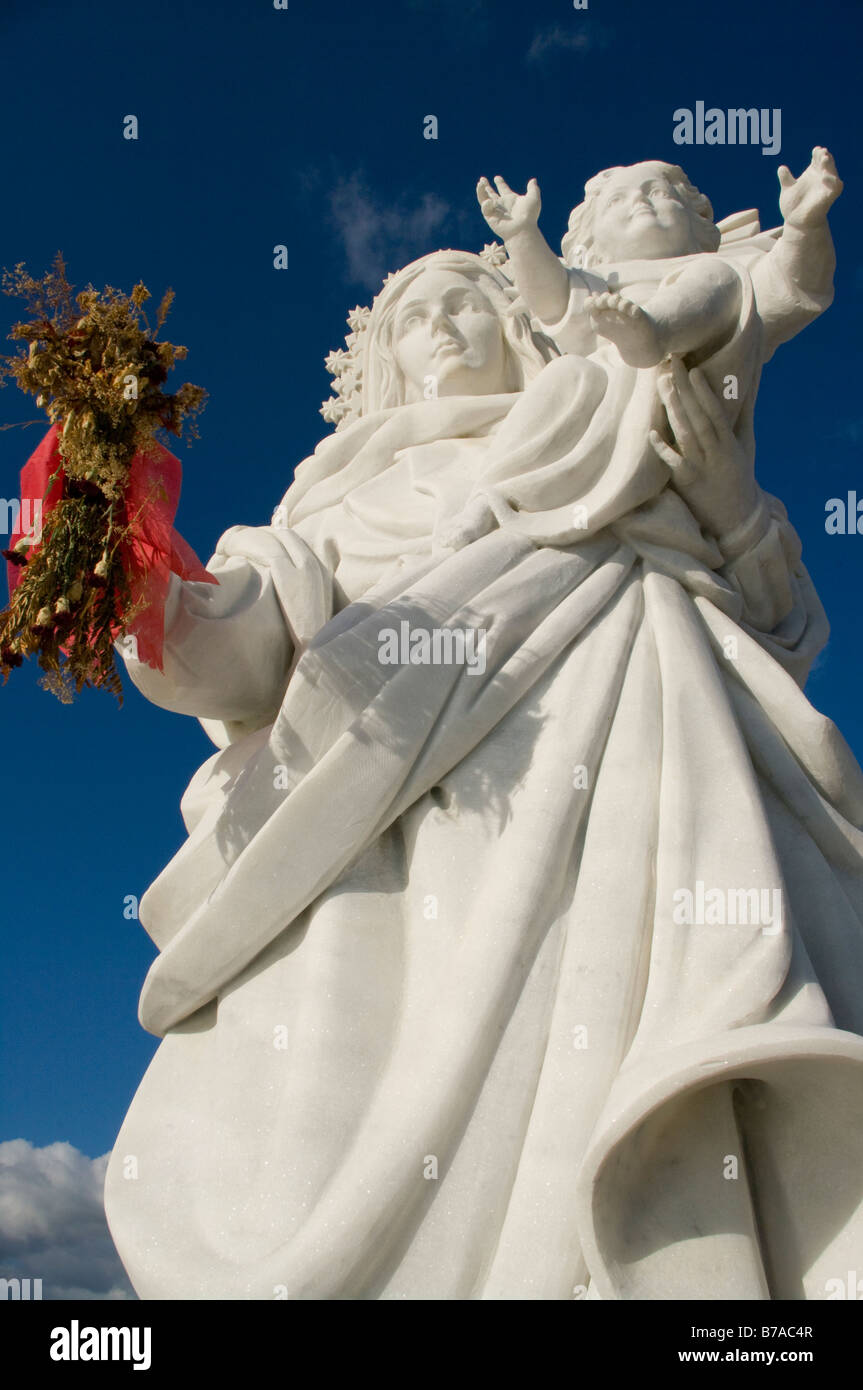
xmin=104 ymin=248 xmax=863 ymax=1301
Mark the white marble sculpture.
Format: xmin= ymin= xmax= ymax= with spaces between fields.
xmin=104 ymin=152 xmax=863 ymax=1300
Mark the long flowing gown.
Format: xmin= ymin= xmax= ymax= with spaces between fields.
xmin=104 ymin=269 xmax=863 ymax=1301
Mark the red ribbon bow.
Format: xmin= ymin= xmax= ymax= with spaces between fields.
xmin=5 ymin=423 xmax=216 ymax=670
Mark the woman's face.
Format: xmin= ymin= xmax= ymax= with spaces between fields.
xmin=592 ymin=167 xmax=697 ymax=262
xmin=392 ymin=268 xmax=509 ymax=402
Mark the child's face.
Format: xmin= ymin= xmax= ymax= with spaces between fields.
xmin=592 ymin=168 xmax=697 ymax=262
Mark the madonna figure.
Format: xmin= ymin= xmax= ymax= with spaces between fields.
xmin=105 ymin=245 xmax=863 ymax=1301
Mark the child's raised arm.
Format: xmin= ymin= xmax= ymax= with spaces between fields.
xmin=476 ymin=175 xmax=571 ymax=324
xmin=751 ymin=147 xmax=841 ymax=359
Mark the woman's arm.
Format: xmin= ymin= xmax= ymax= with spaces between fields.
xmin=649 ymin=357 xmax=814 ymax=638
xmin=121 ymin=523 xmax=333 ymax=734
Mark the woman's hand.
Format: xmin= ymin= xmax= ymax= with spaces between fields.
xmin=649 ymin=356 xmax=761 ymax=541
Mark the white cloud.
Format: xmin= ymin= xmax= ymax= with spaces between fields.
xmin=329 ymin=175 xmax=451 ymax=291
xmin=0 ymin=1139 xmax=135 ymax=1300
xmin=526 ymin=25 xmax=602 ymax=64
xmin=829 ymin=419 xmax=863 ymax=445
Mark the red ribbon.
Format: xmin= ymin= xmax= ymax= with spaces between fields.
xmin=5 ymin=422 xmax=217 ymax=670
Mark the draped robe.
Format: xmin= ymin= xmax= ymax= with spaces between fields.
xmin=104 ymin=264 xmax=863 ymax=1302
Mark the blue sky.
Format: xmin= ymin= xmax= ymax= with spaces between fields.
xmin=1 ymin=0 xmax=862 ymax=1289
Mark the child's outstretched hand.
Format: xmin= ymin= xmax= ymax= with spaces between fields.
xmin=778 ymin=147 xmax=843 ymax=230
xmin=477 ymin=175 xmax=541 ymax=242
xmin=587 ymin=291 xmax=662 ymax=367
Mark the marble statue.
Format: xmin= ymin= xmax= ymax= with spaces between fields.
xmin=104 ymin=153 xmax=863 ymax=1301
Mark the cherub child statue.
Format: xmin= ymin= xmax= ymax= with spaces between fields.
xmin=439 ymin=150 xmax=841 ymax=551
xmin=476 ymin=149 xmax=841 ymax=372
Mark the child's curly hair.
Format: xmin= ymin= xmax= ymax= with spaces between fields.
xmin=561 ymin=161 xmax=721 ymax=268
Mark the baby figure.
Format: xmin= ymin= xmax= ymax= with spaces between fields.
xmin=431 ymin=151 xmax=841 ymax=552
xmin=476 ymin=149 xmax=842 ymax=372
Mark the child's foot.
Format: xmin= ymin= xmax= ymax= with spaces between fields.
xmin=587 ymin=292 xmax=661 ymax=367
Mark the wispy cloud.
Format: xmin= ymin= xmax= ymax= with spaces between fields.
xmin=526 ymin=24 xmax=608 ymax=65
xmin=0 ymin=1139 xmax=135 ymax=1300
xmin=827 ymin=420 xmax=863 ymax=445
xmin=329 ymin=175 xmax=451 ymax=292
